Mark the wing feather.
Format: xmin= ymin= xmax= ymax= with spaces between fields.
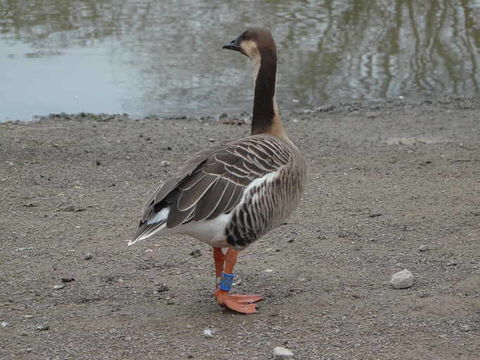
xmin=193 ymin=178 xmax=228 ymax=221
xmin=178 ymin=169 xmax=206 ymax=191
xmin=177 ymin=174 xmax=217 ymax=211
xmin=206 ymin=181 xmax=237 ymax=220
xmin=167 ymin=202 xmax=195 ymax=228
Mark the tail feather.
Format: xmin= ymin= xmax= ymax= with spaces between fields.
xmin=128 ymin=207 xmax=170 ymax=246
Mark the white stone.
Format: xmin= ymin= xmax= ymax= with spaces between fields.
xmin=203 ymin=328 xmax=213 ymax=338
xmin=389 ymin=269 xmax=414 ymax=289
xmin=273 ymin=346 xmax=294 ymax=359
xmin=419 ymin=245 xmax=428 ymax=252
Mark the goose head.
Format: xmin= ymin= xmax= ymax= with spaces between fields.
xmin=223 ymin=28 xmax=276 ymax=63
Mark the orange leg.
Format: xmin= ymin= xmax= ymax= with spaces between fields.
xmin=213 ymin=248 xmax=263 ymax=314
xmin=213 ymin=247 xmax=225 ymax=278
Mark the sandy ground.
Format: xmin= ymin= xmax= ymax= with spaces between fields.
xmin=0 ymin=98 xmax=479 ymax=360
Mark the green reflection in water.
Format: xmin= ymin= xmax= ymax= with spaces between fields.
xmin=0 ymin=0 xmax=479 ymax=121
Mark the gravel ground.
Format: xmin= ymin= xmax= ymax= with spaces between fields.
xmin=0 ymin=98 xmax=479 ymax=360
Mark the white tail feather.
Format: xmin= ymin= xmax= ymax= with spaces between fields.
xmin=128 ymin=207 xmax=170 ymax=246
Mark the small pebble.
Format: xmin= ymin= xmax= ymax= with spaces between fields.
xmin=190 ymin=249 xmax=202 ymax=258
xmin=15 ymin=247 xmax=33 ymax=252
xmin=1 ymin=321 xmax=8 ymax=327
xmin=389 ymin=269 xmax=414 ymax=289
xmin=35 ymin=324 xmax=49 ymax=331
xmin=84 ymin=253 xmax=93 ymax=260
xmin=53 ymin=284 xmax=65 ymax=290
xmin=157 ymin=284 xmax=169 ymax=293
xmin=160 ymin=160 xmax=171 ymax=167
xmin=203 ymin=328 xmax=213 ymax=338
xmin=419 ymin=245 xmax=429 ymax=252
xmin=273 ymin=346 xmax=294 ymax=359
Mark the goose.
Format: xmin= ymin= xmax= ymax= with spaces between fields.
xmin=129 ymin=28 xmax=306 ymax=314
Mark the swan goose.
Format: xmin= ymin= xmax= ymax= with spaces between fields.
xmin=130 ymin=28 xmax=306 ymax=314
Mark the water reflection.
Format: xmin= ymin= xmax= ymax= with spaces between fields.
xmin=0 ymin=0 xmax=479 ymax=121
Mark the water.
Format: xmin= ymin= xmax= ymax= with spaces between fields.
xmin=1 ymin=0 xmax=479 ymax=122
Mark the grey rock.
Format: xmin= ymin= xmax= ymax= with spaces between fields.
xmin=15 ymin=247 xmax=33 ymax=252
xmin=190 ymin=249 xmax=202 ymax=258
xmin=273 ymin=346 xmax=294 ymax=359
xmin=203 ymin=328 xmax=213 ymax=338
xmin=419 ymin=245 xmax=429 ymax=252
xmin=156 ymin=284 xmax=169 ymax=293
xmin=35 ymin=324 xmax=49 ymax=331
xmin=389 ymin=269 xmax=414 ymax=289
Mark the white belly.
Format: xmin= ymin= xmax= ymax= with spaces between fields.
xmin=164 ymin=213 xmax=232 ymax=247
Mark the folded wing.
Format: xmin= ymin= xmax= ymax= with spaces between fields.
xmin=132 ymin=135 xmax=291 ymax=243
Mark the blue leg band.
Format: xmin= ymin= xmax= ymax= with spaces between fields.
xmin=219 ymin=272 xmax=235 ymax=291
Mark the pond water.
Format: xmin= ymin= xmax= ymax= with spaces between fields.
xmin=1 ymin=0 xmax=479 ymax=122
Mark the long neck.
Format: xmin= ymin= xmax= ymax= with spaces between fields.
xmin=251 ymin=51 xmax=286 ymax=138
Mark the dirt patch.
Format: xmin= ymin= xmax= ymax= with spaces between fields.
xmin=1 ymin=98 xmax=479 ymax=359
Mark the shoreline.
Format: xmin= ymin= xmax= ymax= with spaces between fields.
xmin=2 ymin=95 xmax=478 ymax=125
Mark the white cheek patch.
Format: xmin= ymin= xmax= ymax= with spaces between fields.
xmin=241 ymin=40 xmax=259 ymax=56
xmin=240 ymin=40 xmax=261 ymax=81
